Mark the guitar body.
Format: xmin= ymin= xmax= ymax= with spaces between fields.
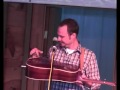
xmin=26 ymin=57 xmax=80 ymax=83
xmin=25 ymin=57 xmax=116 ymax=87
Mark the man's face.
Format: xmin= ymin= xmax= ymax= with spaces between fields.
xmin=57 ymin=25 xmax=73 ymax=48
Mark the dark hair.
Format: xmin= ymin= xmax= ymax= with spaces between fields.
xmin=59 ymin=18 xmax=79 ymax=36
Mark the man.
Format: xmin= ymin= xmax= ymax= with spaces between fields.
xmin=30 ymin=18 xmax=101 ymax=90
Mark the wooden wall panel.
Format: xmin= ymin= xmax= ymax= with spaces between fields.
xmin=4 ymin=2 xmax=27 ymax=90
xmin=27 ymin=4 xmax=46 ymax=90
xmin=4 ymin=2 xmax=62 ymax=90
xmin=30 ymin=4 xmax=46 ymax=50
xmin=26 ymin=79 xmax=34 ymax=90
xmin=4 ymin=79 xmax=21 ymax=90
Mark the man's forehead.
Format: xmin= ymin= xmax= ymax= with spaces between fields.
xmin=58 ymin=25 xmax=68 ymax=33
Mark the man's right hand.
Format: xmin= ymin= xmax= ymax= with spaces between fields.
xmin=30 ymin=48 xmax=43 ymax=58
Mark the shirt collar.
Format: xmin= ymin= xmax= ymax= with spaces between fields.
xmin=57 ymin=42 xmax=82 ymax=54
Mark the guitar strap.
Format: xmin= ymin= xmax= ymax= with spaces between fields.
xmin=80 ymin=47 xmax=85 ymax=70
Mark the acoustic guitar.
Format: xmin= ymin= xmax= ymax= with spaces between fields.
xmin=25 ymin=57 xmax=116 ymax=87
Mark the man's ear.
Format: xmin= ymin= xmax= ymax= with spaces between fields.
xmin=72 ymin=33 xmax=77 ymax=38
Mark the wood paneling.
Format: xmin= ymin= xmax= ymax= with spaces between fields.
xmin=4 ymin=2 xmax=27 ymax=90
xmin=4 ymin=2 xmax=62 ymax=90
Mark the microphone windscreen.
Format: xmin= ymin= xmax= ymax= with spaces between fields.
xmin=53 ymin=37 xmax=58 ymax=42
xmin=52 ymin=37 xmax=58 ymax=46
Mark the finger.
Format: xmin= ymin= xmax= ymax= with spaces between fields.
xmin=30 ymin=49 xmax=33 ymax=55
xmin=30 ymin=48 xmax=36 ymax=55
xmin=36 ymin=51 xmax=40 ymax=57
xmin=82 ymin=74 xmax=87 ymax=79
xmin=39 ymin=50 xmax=43 ymax=54
xmin=75 ymin=81 xmax=83 ymax=85
xmin=30 ymin=48 xmax=39 ymax=55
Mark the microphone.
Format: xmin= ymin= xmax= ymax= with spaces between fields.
xmin=53 ymin=37 xmax=58 ymax=46
xmin=52 ymin=37 xmax=58 ymax=51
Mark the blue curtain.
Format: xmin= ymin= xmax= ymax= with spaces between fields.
xmin=61 ymin=7 xmax=116 ymax=90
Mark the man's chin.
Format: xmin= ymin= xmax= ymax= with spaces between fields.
xmin=60 ymin=43 xmax=65 ymax=47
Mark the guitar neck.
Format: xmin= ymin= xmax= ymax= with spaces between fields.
xmin=80 ymin=78 xmax=116 ymax=87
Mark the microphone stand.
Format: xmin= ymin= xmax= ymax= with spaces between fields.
xmin=47 ymin=48 xmax=55 ymax=90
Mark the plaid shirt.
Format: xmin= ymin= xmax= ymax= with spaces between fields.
xmin=46 ymin=43 xmax=100 ymax=90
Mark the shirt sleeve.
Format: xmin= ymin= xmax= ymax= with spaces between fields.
xmin=85 ymin=52 xmax=101 ymax=89
xmin=77 ymin=50 xmax=101 ymax=89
